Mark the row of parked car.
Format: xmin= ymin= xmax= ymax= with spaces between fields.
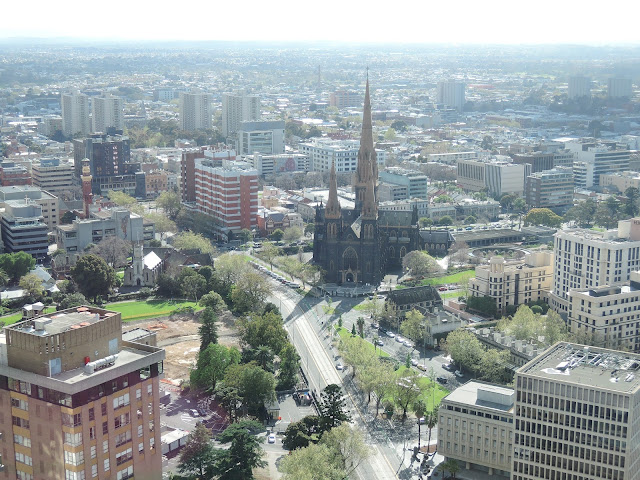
xmin=250 ymin=261 xmax=301 ymax=289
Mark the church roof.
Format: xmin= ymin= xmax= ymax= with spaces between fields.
xmin=143 ymin=251 xmax=162 ymax=270
xmin=387 ymin=285 xmax=442 ymax=306
xmin=379 ymin=210 xmax=416 ymax=226
xmin=419 ymin=229 xmax=455 ymax=243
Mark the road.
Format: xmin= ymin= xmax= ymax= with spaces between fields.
xmin=272 ymin=285 xmax=400 ymax=480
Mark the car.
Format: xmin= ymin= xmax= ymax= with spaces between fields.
xmin=438 ymin=286 xmax=447 ymax=292
xmin=466 ymin=226 xmax=473 ymax=230
xmin=268 ymin=433 xmax=276 ymax=444
xmin=411 ymin=358 xmax=419 ymax=367
xmin=290 ymin=283 xmax=301 ymax=289
xmin=386 ymin=331 xmax=395 ymax=338
xmin=376 ymin=294 xmax=385 ymax=299
xmin=417 ymin=364 xmax=427 ymax=372
xmin=418 ymin=416 xmax=426 ymax=424
xmin=443 ymin=363 xmax=454 ymax=371
xmin=336 ymin=363 xmax=344 ymax=371
xmin=378 ymin=326 xmax=387 ymax=334
xmin=395 ymin=335 xmax=404 ymax=343
xmin=437 ymin=376 xmax=448 ymax=384
xmin=197 ymin=408 xmax=207 ymax=417
xmin=455 ymin=370 xmax=464 ymax=378
xmin=376 ymin=339 xmax=384 ymax=347
xmin=371 ymin=322 xmax=378 ymax=329
xmin=404 ymin=340 xmax=413 ymax=348
xmin=190 ymin=409 xmax=199 ymax=417
xmin=448 ymin=285 xmax=457 ymax=290
xmin=368 ymin=295 xmax=374 ymax=300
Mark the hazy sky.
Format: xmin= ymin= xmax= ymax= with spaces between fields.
xmin=3 ymin=0 xmax=639 ymax=45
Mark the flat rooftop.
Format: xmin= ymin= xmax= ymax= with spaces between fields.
xmin=444 ymin=381 xmax=514 ymax=413
xmin=7 ymin=307 xmax=119 ymax=336
xmin=518 ymin=342 xmax=640 ymax=394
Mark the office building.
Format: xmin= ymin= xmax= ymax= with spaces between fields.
xmin=437 ymin=80 xmax=465 ymax=111
xmin=0 ymin=201 xmax=49 ymax=259
xmin=329 ymin=90 xmax=361 ymax=109
xmin=92 ymin=94 xmax=124 ymax=134
xmin=0 ymin=186 xmax=59 ymax=231
xmin=31 ymin=158 xmax=75 ymax=195
xmin=56 ymin=208 xmax=153 ymax=253
xmin=0 ymin=161 xmax=31 ymax=187
xmin=564 ymin=139 xmax=630 ymax=189
xmin=194 ymin=158 xmax=259 ymax=234
xmin=61 ymin=92 xmax=90 ymax=137
xmin=180 ymin=148 xmax=236 ymax=204
xmin=549 ymin=218 xmax=640 ymax=313
xmin=73 ymin=133 xmax=131 ymax=180
xmin=379 ymin=167 xmax=429 ymax=200
xmin=600 ymin=171 xmax=640 ymax=192
xmin=300 ymin=138 xmax=386 ymax=173
xmin=179 ymin=92 xmax=211 ymax=132
xmin=439 ymin=381 xmax=514 ymax=478
xmin=568 ymin=270 xmax=640 ymax=352
xmin=525 ymin=168 xmax=574 ymax=210
xmin=608 ymin=77 xmax=633 ymax=99
xmin=221 ymin=93 xmax=260 ymax=137
xmin=144 ymin=171 xmax=168 ymax=198
xmin=458 ymin=158 xmax=530 ymax=196
xmin=427 ymin=151 xmax=477 ymax=165
xmin=513 ymin=342 xmax=640 ymax=480
xmin=568 ymin=75 xmax=591 ymax=99
xmin=247 ymin=153 xmax=309 ymax=176
xmin=469 ymin=252 xmax=554 ymax=314
xmin=511 ymin=150 xmax=575 ymax=173
xmin=37 ymin=116 xmax=63 ymax=137
xmin=236 ymin=120 xmax=285 ymax=155
xmin=0 ymin=305 xmax=164 ymax=479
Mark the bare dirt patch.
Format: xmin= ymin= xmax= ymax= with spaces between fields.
xmin=133 ymin=309 xmax=241 ymax=383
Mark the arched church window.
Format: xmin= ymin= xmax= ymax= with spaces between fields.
xmin=342 ymin=247 xmax=358 ymax=272
xmin=389 ymin=246 xmax=395 ymax=258
xmin=400 ymin=247 xmax=406 ymax=258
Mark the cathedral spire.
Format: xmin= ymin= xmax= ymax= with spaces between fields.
xmin=362 ymin=159 xmax=377 ymax=220
xmin=325 ymin=159 xmax=341 ymax=219
xmin=354 ymin=73 xmax=378 ymax=212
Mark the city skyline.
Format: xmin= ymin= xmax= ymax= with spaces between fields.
xmin=3 ymin=0 xmax=640 ymax=45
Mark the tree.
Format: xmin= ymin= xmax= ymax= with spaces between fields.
xmin=58 ymin=292 xmax=87 ymax=310
xmin=356 ymin=317 xmax=365 ymax=337
xmin=199 ymin=307 xmax=219 ymax=351
xmin=190 ymin=343 xmax=241 ymax=392
xmin=90 ymin=236 xmax=132 ymax=268
xmin=254 ymin=345 xmax=274 ymax=371
xmin=425 ymin=408 xmax=438 ymax=455
xmin=255 ymin=242 xmax=281 ymax=270
xmin=70 ymin=254 xmax=116 ymax=302
xmin=173 ymin=231 xmax=215 ymax=254
xmin=413 ymin=399 xmax=427 ymax=449
xmin=442 ymin=458 xmax=460 ymax=479
xmin=394 ymin=369 xmax=423 ymax=422
xmin=230 ymin=270 xmax=272 ymax=313
xmin=477 ymin=348 xmax=511 ymax=383
xmin=223 ymin=362 xmax=276 ymax=414
xmin=481 ymin=135 xmax=494 ymax=150
xmin=444 ymin=329 xmax=484 ymax=372
xmin=513 ymin=197 xmax=527 ymax=213
xmin=594 ymin=202 xmax=620 ymax=229
xmin=280 ymin=443 xmax=346 ymax=480
xmin=213 ymin=420 xmax=266 ymax=480
xmin=371 ymin=362 xmax=396 ymax=417
xmin=466 ymin=295 xmax=497 ymax=317
xmin=319 ymin=384 xmax=350 ymax=433
xmin=107 ymin=190 xmax=137 ymax=209
xmin=144 ymin=212 xmax=176 ymax=241
xmin=156 ymin=273 xmax=181 ymax=298
xmin=238 ymin=228 xmax=252 ymax=243
xmin=283 ymin=226 xmax=303 ymax=243
xmin=200 ymin=290 xmax=224 ymax=311
xmin=564 ymin=198 xmax=596 ymax=227
xmin=278 ymin=343 xmax=300 ymax=390
xmin=181 ymin=271 xmax=207 ymax=302
xmin=155 ymin=191 xmax=182 ymax=219
xmin=320 ymin=423 xmax=372 ymax=478
xmin=624 ymin=187 xmax=640 ymax=217
xmin=270 ymin=229 xmax=284 ymax=242
xmin=449 ymin=241 xmax=470 ymax=265
xmin=351 ymin=323 xmax=357 ymax=336
xmin=464 ymin=215 xmax=477 ymax=224
xmin=282 ymin=415 xmax=320 ymax=451
xmin=19 ymin=273 xmax=43 ymax=299
xmin=178 ymin=422 xmax=216 ymax=480
xmin=214 ymin=382 xmax=241 ymax=423
xmin=60 ymin=211 xmax=77 ymax=224
xmin=400 ymin=309 xmax=425 ymax=345
xmin=239 ymin=311 xmax=289 ymax=354
xmin=214 ymin=253 xmax=249 ymax=286
xmin=402 ymin=250 xmax=441 ymax=278
xmin=384 ymin=127 xmax=397 ymax=141
xmin=438 ymin=215 xmax=453 ymax=226
xmin=419 ymin=217 xmax=433 ymax=228
xmin=0 ymin=251 xmax=36 ymax=283
xmin=523 ymin=208 xmax=563 ymax=228
xmin=500 ymin=194 xmax=517 ymax=210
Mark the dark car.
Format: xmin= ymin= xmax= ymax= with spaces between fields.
xmin=378 ymin=326 xmax=387 ymax=334
xmin=437 ymin=376 xmax=448 ymax=384
xmin=197 ymin=408 xmax=207 ymax=417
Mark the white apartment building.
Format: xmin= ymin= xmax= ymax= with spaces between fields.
xmin=439 ymin=381 xmax=514 ymax=478
xmin=514 ymin=342 xmax=640 ymax=480
xmin=469 ymin=252 xmax=554 ymax=314
xmin=600 ymin=171 xmax=640 ymax=192
xmin=608 ymin=77 xmax=633 ymax=99
xmin=61 ymin=92 xmax=90 ymax=137
xmin=236 ymin=120 xmax=285 ymax=155
xmin=92 ymin=93 xmax=124 ymax=133
xmin=31 ymin=158 xmax=75 ymax=194
xmin=568 ymin=271 xmax=640 ymax=352
xmin=457 ymin=158 xmax=530 ymax=196
xmin=427 ymin=151 xmax=477 ymax=165
xmin=179 ymin=92 xmax=212 ymax=131
xmin=246 ymin=153 xmax=309 ymax=176
xmin=568 ymin=75 xmax=591 ymax=99
xmin=564 ymin=139 xmax=630 ymax=188
xmin=437 ymin=80 xmax=466 ymax=111
xmin=221 ymin=93 xmax=260 ymax=137
xmin=0 ymin=185 xmax=59 ymax=231
xmin=300 ymin=138 xmax=386 ymax=173
xmin=550 ymin=219 xmax=640 ymax=314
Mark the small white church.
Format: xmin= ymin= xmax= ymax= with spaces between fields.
xmin=123 ymin=244 xmax=163 ymax=287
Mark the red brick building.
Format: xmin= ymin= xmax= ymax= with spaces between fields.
xmin=0 ymin=161 xmax=31 ymax=186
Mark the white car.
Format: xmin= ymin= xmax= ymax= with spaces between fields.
xmin=336 ymin=363 xmax=344 ymax=371
xmin=455 ymin=370 xmax=464 ymax=378
xmin=411 ymin=358 xmax=419 ymax=367
xmin=386 ymin=332 xmax=396 ymax=338
xmin=268 ymin=433 xmax=276 ymax=444
xmin=395 ymin=335 xmax=404 ymax=343
xmin=403 ymin=340 xmax=413 ymax=348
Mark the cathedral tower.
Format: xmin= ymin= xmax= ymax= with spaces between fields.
xmin=354 ymin=76 xmax=378 ymax=214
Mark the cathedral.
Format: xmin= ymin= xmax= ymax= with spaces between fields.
xmin=313 ymin=78 xmax=448 ymax=285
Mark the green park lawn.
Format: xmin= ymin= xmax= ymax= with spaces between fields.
xmin=104 ymin=299 xmax=202 ymax=322
xmin=335 ymin=326 xmax=389 ymax=357
xmin=0 ymin=312 xmax=26 ymax=326
xmin=420 ymin=269 xmax=474 ymax=287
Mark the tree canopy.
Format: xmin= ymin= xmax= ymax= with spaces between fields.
xmin=173 ymin=231 xmax=215 ymax=254
xmin=70 ymin=254 xmax=116 ymax=302
xmin=178 ymin=422 xmax=216 ymax=479
xmin=190 ymin=343 xmax=241 ymax=392
xmin=523 ymin=208 xmax=563 ymax=228
xmin=0 ymin=251 xmax=36 ymax=283
xmin=402 ymin=250 xmax=441 ymax=278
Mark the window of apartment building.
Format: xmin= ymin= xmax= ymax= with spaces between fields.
xmin=138 ymin=442 xmax=144 ymax=454
xmin=113 ymin=393 xmax=130 ymax=410
xmin=103 ymin=421 xmax=108 ymax=435
xmin=89 ymin=427 xmax=96 ymax=440
xmin=116 ymin=447 xmax=133 ymax=466
xmin=13 ymin=416 xmax=30 ymax=429
xmin=62 ymin=413 xmax=82 ymax=427
xmin=103 ymin=440 xmax=109 ymax=454
xmin=136 ymin=388 xmax=141 ymax=400
xmin=16 ymin=471 xmax=33 ymax=480
xmin=101 ymin=402 xmax=107 ymax=416
xmin=64 ymin=450 xmax=84 ymax=466
xmin=115 ymin=430 xmax=132 ymax=447
xmin=104 ymin=459 xmax=110 ymax=472
xmin=115 ymin=412 xmax=131 ymax=429
xmin=15 ymin=452 xmax=33 ymax=466
xmin=65 ymin=472 xmax=85 ymax=480
xmin=149 ymin=421 xmax=155 ymax=432
xmin=64 ymin=432 xmax=82 ymax=446
xmin=14 ymin=434 xmax=31 ymax=447
xmin=11 ymin=397 xmax=29 ymax=411
xmin=116 ymin=466 xmax=134 ymax=480
xmin=91 ymin=465 xmax=98 ymax=478
xmin=138 ymin=425 xmax=143 ymax=437
xmin=150 ymin=437 xmax=155 ymax=450
xmin=89 ymin=407 xmax=95 ymax=421
xmin=148 ymin=384 xmax=153 ymax=396
xmin=91 ymin=446 xmax=96 ymax=459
